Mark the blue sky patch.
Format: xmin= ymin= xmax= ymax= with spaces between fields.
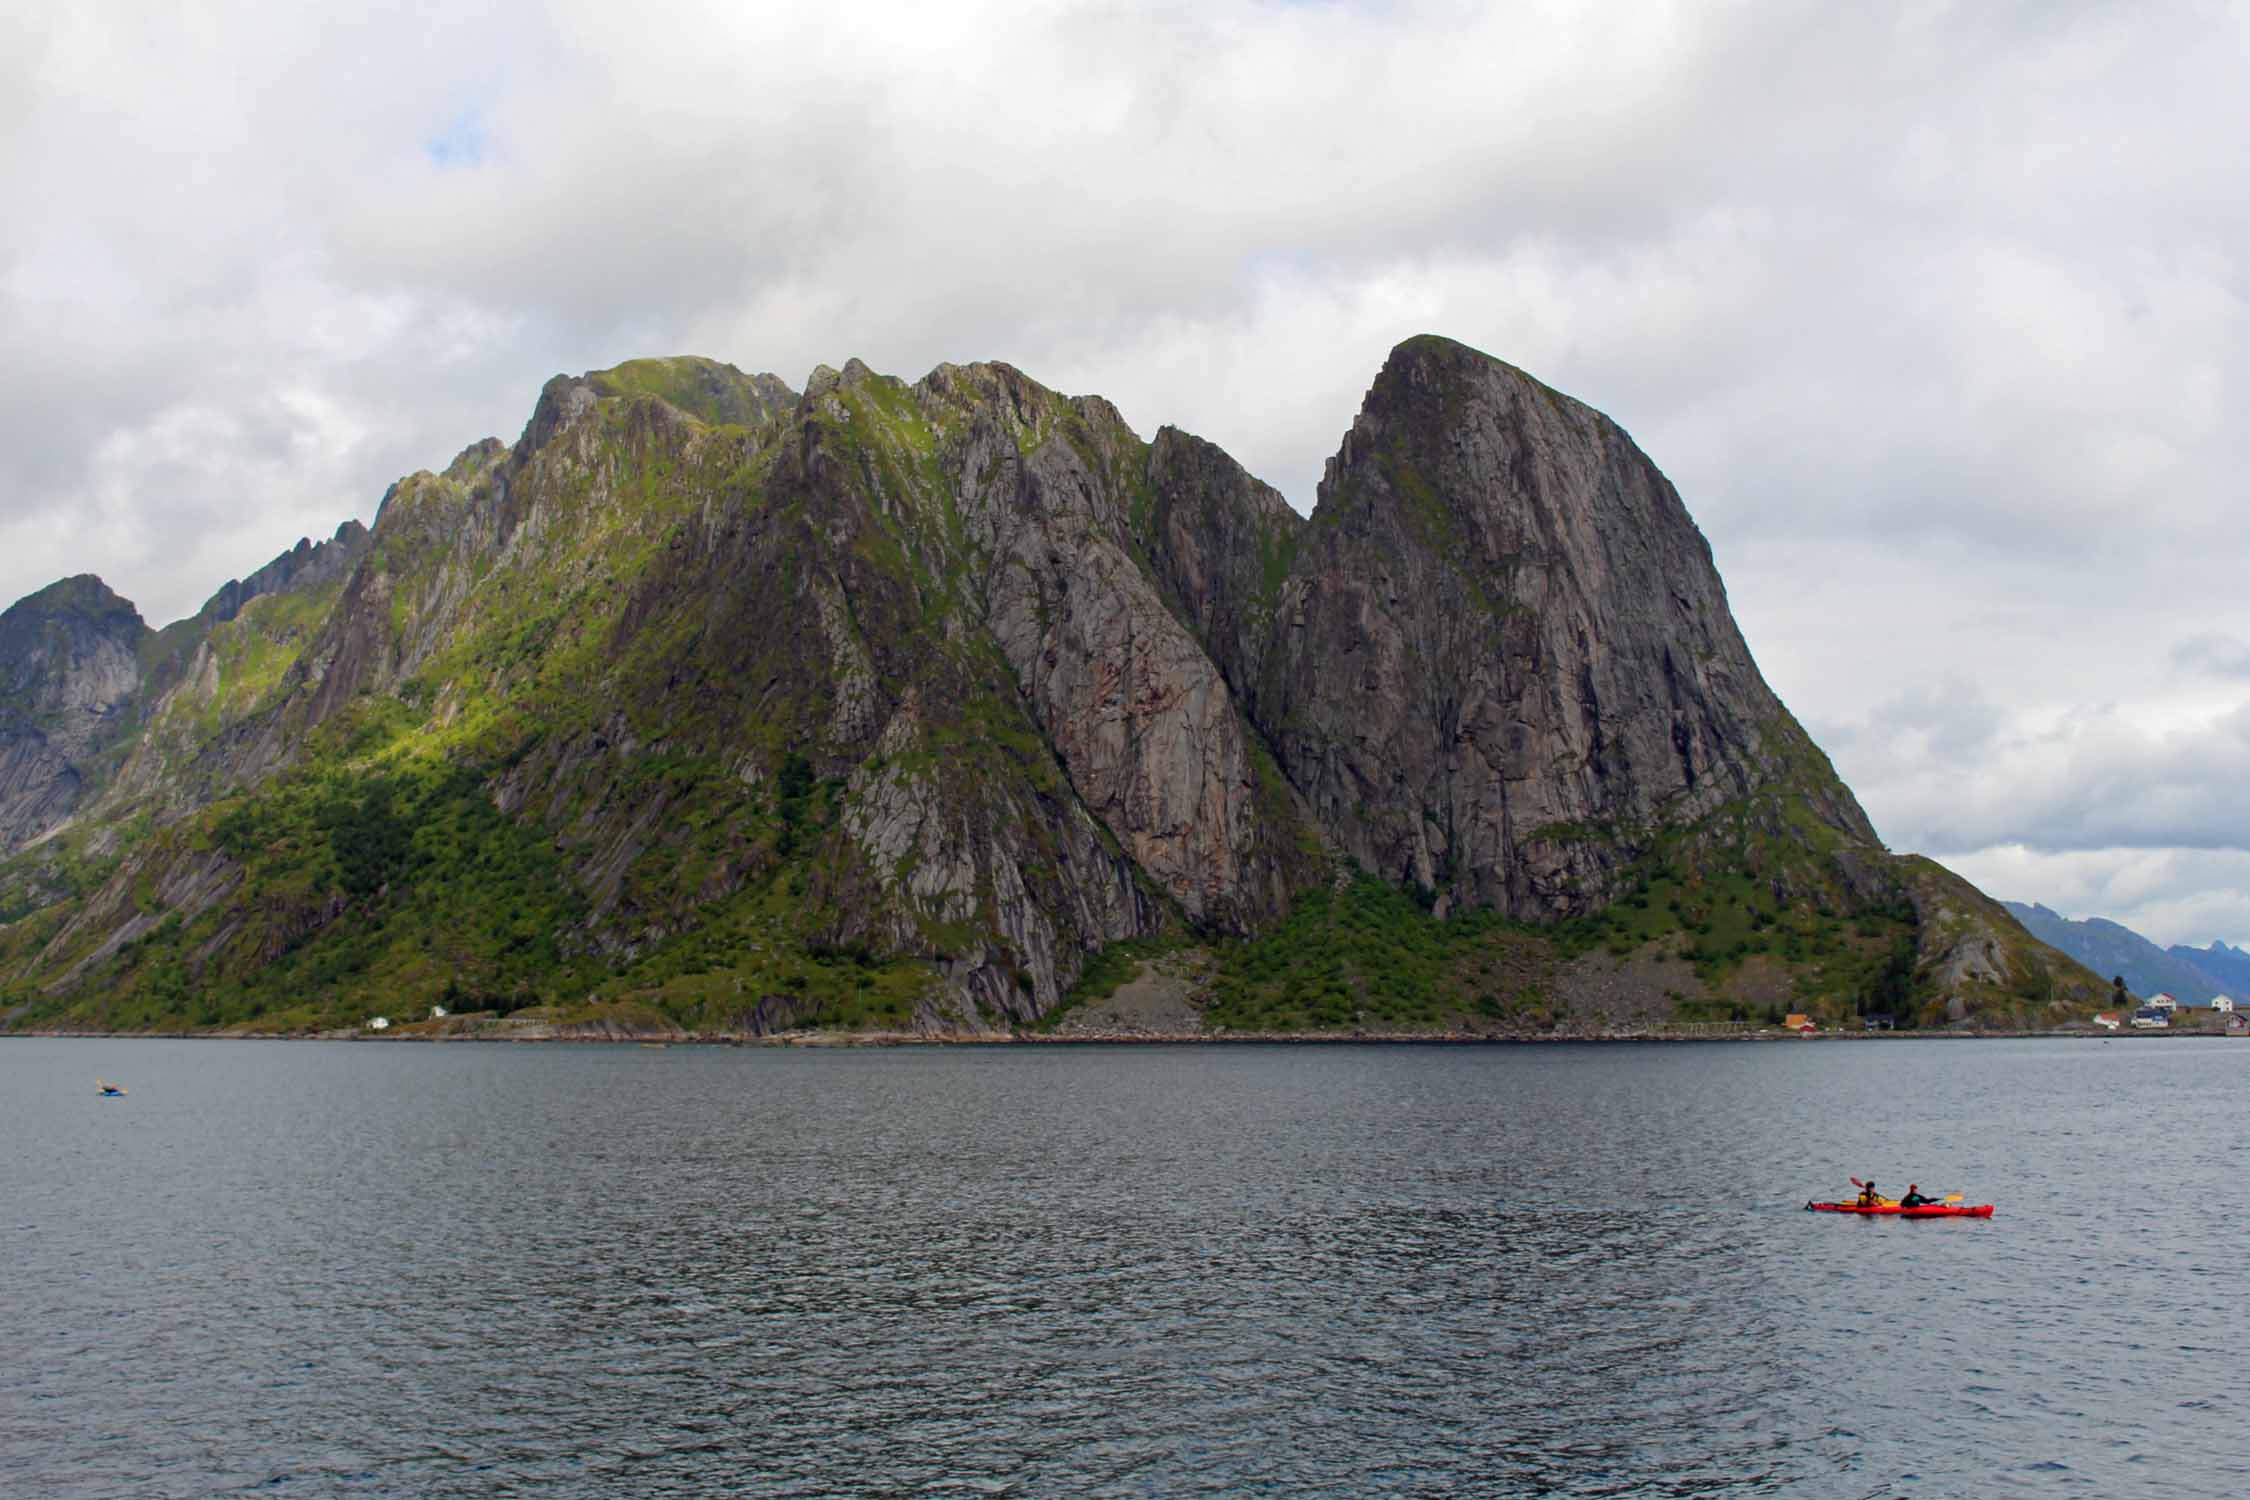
xmin=424 ymin=112 xmax=488 ymax=169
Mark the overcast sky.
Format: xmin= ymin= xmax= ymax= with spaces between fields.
xmin=6 ymin=1 xmax=2247 ymax=944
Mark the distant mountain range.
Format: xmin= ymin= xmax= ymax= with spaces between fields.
xmin=2000 ymin=903 xmax=2250 ymax=1005
xmin=2171 ymin=938 xmax=2250 ymax=997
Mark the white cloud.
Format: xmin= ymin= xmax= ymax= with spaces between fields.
xmin=5 ymin=0 xmax=2250 ymax=937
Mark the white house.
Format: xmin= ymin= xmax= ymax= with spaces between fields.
xmin=2148 ymin=992 xmax=2179 ymax=1012
xmin=366 ymin=1015 xmax=391 ymax=1031
xmin=430 ymin=1005 xmax=449 ymax=1019
xmin=2130 ymin=1007 xmax=2170 ymax=1029
xmin=2213 ymin=996 xmax=2236 ymax=1013
xmin=2093 ymin=1013 xmax=2121 ymax=1031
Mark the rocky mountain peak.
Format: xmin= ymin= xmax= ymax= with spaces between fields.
xmin=1258 ymin=333 xmax=1876 ymax=917
xmin=0 ymin=573 xmax=152 ymax=852
xmin=586 ymin=356 xmax=798 ymax=431
xmin=444 ymin=438 xmax=508 ymax=483
xmin=510 ymin=358 xmax=803 ymax=475
xmin=4 ymin=572 xmax=143 ymax=628
xmin=0 ymin=575 xmax=147 ymax=704
xmin=917 ymin=361 xmax=1066 ymax=443
xmin=517 ymin=374 xmax=600 ymax=458
xmin=1144 ymin=425 xmax=1302 ymax=703
xmin=194 ymin=521 xmax=374 ymax=630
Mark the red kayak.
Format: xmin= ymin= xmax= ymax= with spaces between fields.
xmin=1806 ymin=1201 xmax=1993 ymax=1218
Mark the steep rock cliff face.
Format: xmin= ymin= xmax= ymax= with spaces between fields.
xmin=1256 ymin=335 xmax=1878 ymax=917
xmin=507 ymin=356 xmax=1168 ymax=1023
xmin=95 ymin=522 xmax=380 ymax=832
xmin=1142 ymin=427 xmax=1302 ymax=705
xmin=920 ymin=362 xmax=1312 ymax=932
xmin=0 ymin=577 xmax=149 ymax=852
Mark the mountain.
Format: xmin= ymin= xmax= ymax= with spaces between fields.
xmin=2168 ymin=939 xmax=2250 ymax=998
xmin=1260 ymin=335 xmax=1879 ymax=916
xmin=0 ymin=525 xmax=374 ymax=865
xmin=2000 ymin=902 xmax=2227 ymax=1005
xmin=0 ymin=341 xmax=2103 ymax=1036
xmin=0 ymin=575 xmax=149 ymax=852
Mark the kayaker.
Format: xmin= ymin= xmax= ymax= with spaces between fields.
xmin=1856 ymin=1180 xmax=1881 ymax=1207
xmin=1898 ymin=1184 xmax=1935 ymax=1208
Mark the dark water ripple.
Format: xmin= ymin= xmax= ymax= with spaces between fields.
xmin=4 ymin=1038 xmax=2247 ymax=1496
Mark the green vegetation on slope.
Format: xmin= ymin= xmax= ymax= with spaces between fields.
xmin=586 ymin=357 xmax=789 ymax=430
xmin=95 ymin=756 xmax=596 ymax=1030
xmin=1205 ymin=875 xmax=1544 ymax=1029
xmin=7 ymin=738 xmax=944 ymax=1034
xmin=1198 ymin=851 xmax=1930 ymax=1034
xmin=0 ymin=367 xmax=1086 ymax=1034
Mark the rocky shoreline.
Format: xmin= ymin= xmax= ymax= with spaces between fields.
xmin=3 ymin=1022 xmax=2222 ymax=1046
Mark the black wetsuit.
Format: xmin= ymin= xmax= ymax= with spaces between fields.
xmin=1898 ymin=1192 xmax=1933 ymax=1208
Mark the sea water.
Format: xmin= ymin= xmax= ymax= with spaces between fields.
xmin=3 ymin=1036 xmax=2243 ymax=1496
